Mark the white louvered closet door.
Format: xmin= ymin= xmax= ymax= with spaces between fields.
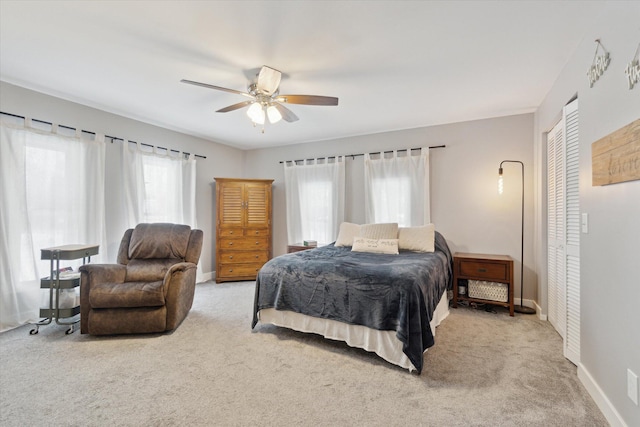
xmin=547 ymin=98 xmax=580 ymax=366
xmin=547 ymin=117 xmax=566 ymax=341
xmin=563 ymin=100 xmax=580 ymax=365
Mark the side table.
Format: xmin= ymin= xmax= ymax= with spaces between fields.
xmin=452 ymin=252 xmax=514 ymax=316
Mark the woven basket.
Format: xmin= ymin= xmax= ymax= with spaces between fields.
xmin=468 ymin=280 xmax=508 ymax=302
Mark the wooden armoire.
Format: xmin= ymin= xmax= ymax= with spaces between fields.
xmin=214 ymin=178 xmax=273 ymax=282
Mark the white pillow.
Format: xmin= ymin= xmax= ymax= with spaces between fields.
xmin=351 ymin=237 xmax=399 ymax=254
xmin=335 ymin=222 xmax=361 ymax=247
xmin=398 ymin=224 xmax=435 ymax=252
xmin=359 ymin=223 xmax=398 ymax=240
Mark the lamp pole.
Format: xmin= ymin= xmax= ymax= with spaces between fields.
xmin=499 ymin=160 xmax=535 ymax=315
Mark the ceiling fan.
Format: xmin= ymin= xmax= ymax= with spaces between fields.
xmin=181 ymin=66 xmax=338 ymax=130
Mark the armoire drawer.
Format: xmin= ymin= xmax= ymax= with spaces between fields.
xmin=219 ymin=228 xmax=243 ymax=237
xmin=217 ymin=263 xmax=264 ymax=278
xmin=245 ymin=228 xmax=270 ymax=237
xmin=219 ymin=250 xmax=269 ymax=264
xmin=220 ymin=237 xmax=269 ymax=250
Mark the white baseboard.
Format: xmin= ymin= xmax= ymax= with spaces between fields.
xmin=578 ymin=364 xmax=627 ymax=427
xmin=533 ymin=300 xmax=546 ymax=321
xmin=198 ymin=271 xmax=214 ymax=283
xmin=517 ymin=298 xmax=547 ymax=320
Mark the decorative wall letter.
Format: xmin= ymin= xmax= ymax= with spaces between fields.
xmin=587 ymin=39 xmax=611 ymax=88
xmin=624 ymin=43 xmax=640 ymax=90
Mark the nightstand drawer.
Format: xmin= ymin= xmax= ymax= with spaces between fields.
xmin=459 ymin=260 xmax=507 ymax=281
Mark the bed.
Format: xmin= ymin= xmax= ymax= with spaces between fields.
xmin=251 ymin=230 xmax=453 ymax=373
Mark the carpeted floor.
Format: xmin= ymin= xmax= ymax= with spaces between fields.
xmin=0 ymin=281 xmax=607 ymax=426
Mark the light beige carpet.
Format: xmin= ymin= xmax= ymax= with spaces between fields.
xmin=0 ymin=281 xmax=607 ymax=426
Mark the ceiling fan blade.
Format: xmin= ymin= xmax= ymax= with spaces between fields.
xmin=276 ymin=94 xmax=339 ymax=106
xmin=181 ymin=79 xmax=254 ymax=99
xmin=257 ymin=66 xmax=282 ymax=95
xmin=272 ymin=103 xmax=299 ymax=123
xmin=216 ymin=100 xmax=254 ymax=113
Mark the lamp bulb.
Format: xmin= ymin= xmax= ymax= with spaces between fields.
xmin=267 ymin=105 xmax=282 ymax=124
xmin=247 ymin=103 xmax=265 ymax=125
xmin=498 ymin=175 xmax=504 ymax=195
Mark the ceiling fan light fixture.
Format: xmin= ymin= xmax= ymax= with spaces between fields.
xmin=182 ymin=65 xmax=338 ymax=129
xmin=247 ymin=102 xmax=265 ymax=124
xmin=267 ymin=105 xmax=282 ymax=124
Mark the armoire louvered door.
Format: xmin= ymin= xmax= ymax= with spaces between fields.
xmin=547 ymin=98 xmax=580 ymax=366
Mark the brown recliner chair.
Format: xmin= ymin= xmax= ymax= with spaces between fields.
xmin=80 ymin=223 xmax=203 ymax=335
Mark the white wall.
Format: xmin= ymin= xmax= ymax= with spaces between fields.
xmin=0 ymin=81 xmax=245 ymax=276
xmin=243 ymin=113 xmax=536 ymax=302
xmin=534 ymin=2 xmax=640 ymax=425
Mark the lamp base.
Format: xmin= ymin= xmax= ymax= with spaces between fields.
xmin=514 ymin=305 xmax=536 ymax=315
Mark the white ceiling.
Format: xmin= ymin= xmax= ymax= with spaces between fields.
xmin=0 ymin=1 xmax=604 ymax=150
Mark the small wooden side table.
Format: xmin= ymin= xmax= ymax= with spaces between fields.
xmin=287 ymin=244 xmax=317 ymax=253
xmin=452 ymin=252 xmax=514 ymax=316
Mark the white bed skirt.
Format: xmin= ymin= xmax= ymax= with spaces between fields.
xmin=257 ymin=291 xmax=450 ymax=372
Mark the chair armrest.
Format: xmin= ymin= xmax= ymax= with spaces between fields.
xmin=80 ymin=264 xmax=127 ymax=285
xmin=163 ymin=262 xmax=198 ymax=330
xmin=79 ymin=264 xmax=126 ymax=334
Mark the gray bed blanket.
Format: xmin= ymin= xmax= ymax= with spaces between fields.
xmin=252 ymin=232 xmax=453 ymax=373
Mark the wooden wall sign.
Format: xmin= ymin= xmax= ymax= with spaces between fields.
xmin=592 ymin=119 xmax=640 ymax=186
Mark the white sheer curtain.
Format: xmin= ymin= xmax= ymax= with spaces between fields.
xmin=120 ymin=141 xmax=201 ymax=279
xmin=284 ymin=156 xmax=345 ymax=245
xmin=0 ymin=119 xmax=107 ymax=332
xmin=121 ymin=141 xmax=197 ymax=226
xmin=364 ymin=148 xmax=430 ymax=226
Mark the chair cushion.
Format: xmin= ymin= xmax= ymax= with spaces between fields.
xmin=89 ymin=280 xmax=165 ymax=308
xmin=128 ymin=223 xmax=191 ymax=260
xmin=126 ymin=258 xmax=180 ymax=282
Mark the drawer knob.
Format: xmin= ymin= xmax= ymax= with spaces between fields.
xmin=478 ymin=268 xmax=487 ymax=272
xmin=255 ymin=241 xmax=259 ymax=245
xmin=229 ymin=269 xmax=233 ymax=272
xmin=230 ymin=231 xmax=234 ymax=234
xmin=255 ymin=231 xmax=259 ymax=235
xmin=255 ymin=255 xmax=259 ymax=259
xmin=229 ymin=256 xmax=233 ymax=259
xmin=229 ymin=242 xmax=233 ymax=246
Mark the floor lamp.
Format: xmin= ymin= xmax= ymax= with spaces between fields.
xmin=498 ymin=160 xmax=535 ymax=315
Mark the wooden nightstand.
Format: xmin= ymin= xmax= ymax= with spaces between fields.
xmin=287 ymin=244 xmax=317 ymax=253
xmin=452 ymin=252 xmax=514 ymax=316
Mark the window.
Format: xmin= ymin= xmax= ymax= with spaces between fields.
xmin=121 ymin=143 xmax=197 ymax=228
xmin=141 ymin=154 xmax=184 ymax=223
xmin=0 ymin=121 xmax=106 ymax=331
xmin=298 ymin=179 xmax=335 ymax=243
xmin=364 ymin=149 xmax=430 ymax=226
xmin=284 ymin=157 xmax=345 ymax=245
xmin=369 ymin=176 xmax=411 ymax=226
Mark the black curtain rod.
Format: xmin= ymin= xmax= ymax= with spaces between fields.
xmin=0 ymin=111 xmax=207 ymax=159
xmin=279 ymin=145 xmax=445 ymax=164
